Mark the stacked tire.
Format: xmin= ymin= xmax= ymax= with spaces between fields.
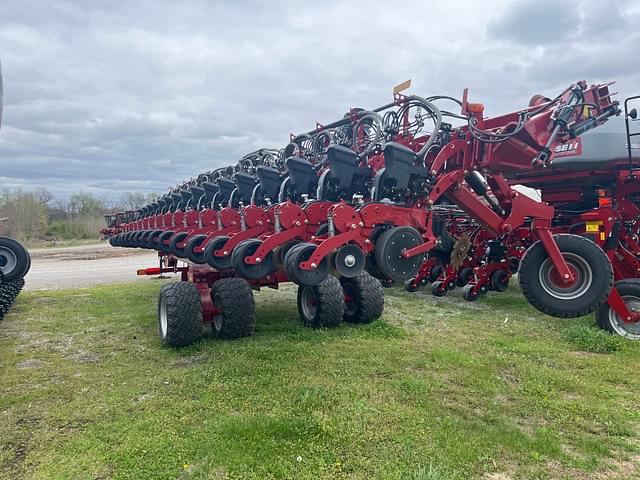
xmin=0 ymin=236 xmax=31 ymax=321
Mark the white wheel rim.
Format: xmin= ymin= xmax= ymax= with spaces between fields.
xmin=539 ymin=253 xmax=592 ymax=300
xmin=608 ymin=294 xmax=640 ymax=339
xmin=159 ymin=296 xmax=168 ymax=338
xmin=0 ymin=246 xmax=18 ymax=275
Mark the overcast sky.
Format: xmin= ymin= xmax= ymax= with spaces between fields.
xmin=0 ymin=0 xmax=638 ymax=200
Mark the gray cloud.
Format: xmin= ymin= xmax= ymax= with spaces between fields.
xmin=0 ymin=0 xmax=638 ymax=200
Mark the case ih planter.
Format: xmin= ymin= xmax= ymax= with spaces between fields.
xmin=107 ymin=80 xmax=640 ymax=346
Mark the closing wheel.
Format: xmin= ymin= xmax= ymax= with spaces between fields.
xmin=145 ymin=230 xmax=163 ymax=249
xmin=404 ymin=278 xmax=419 ymax=292
xmin=297 ymin=276 xmax=344 ymax=328
xmin=136 ymin=230 xmax=152 ymax=248
xmin=374 ymin=226 xmax=424 ymax=282
xmin=462 ymin=284 xmax=479 ymax=302
xmin=431 ymin=281 xmax=447 ymax=297
xmin=169 ymin=232 xmax=189 ymax=257
xmin=490 ymin=269 xmax=510 ymax=292
xmin=519 ymin=234 xmax=613 ymax=318
xmin=204 ymin=236 xmax=232 ymax=270
xmin=158 ymin=282 xmax=203 ymax=347
xmin=456 ymin=266 xmax=474 ymax=287
xmin=429 ymin=264 xmax=444 ymax=283
xmin=231 ymin=239 xmax=276 ymax=280
xmin=211 ymin=278 xmax=256 ymax=339
xmin=340 ymin=272 xmax=384 ymax=324
xmin=274 ymin=241 xmax=299 ymax=270
xmin=185 ymin=234 xmax=208 ymax=264
xmin=284 ymin=242 xmax=329 ymax=286
xmin=0 ymin=237 xmax=31 ymax=282
xmin=156 ymin=231 xmax=175 ymax=252
xmin=596 ymin=280 xmax=640 ymax=340
xmin=333 ymin=244 xmax=366 ymax=278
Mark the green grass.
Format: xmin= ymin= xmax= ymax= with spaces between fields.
xmin=1 ymin=281 xmax=640 ymax=479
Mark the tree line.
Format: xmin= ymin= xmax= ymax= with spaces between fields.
xmin=0 ymin=189 xmax=156 ymax=242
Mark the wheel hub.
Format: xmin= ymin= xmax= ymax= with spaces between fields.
xmin=610 ymin=295 xmax=640 ymax=336
xmin=0 ymin=247 xmax=17 ymax=275
xmin=344 ymin=254 xmax=356 ymax=268
xmin=539 ymin=253 xmax=592 ymax=300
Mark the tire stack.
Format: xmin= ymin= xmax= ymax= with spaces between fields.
xmin=0 ymin=236 xmax=31 ymax=321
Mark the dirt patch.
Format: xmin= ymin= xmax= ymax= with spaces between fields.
xmin=15 ymin=359 xmax=46 ymax=369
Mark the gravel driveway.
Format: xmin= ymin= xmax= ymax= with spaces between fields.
xmin=24 ymin=243 xmax=176 ymax=290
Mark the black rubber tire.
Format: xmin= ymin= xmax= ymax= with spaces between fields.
xmin=211 ymin=278 xmax=256 ymax=339
xmin=519 ymin=234 xmax=613 ymax=318
xmin=429 ymin=264 xmax=444 ymax=283
xmin=231 ymin=239 xmax=276 ymax=280
xmin=144 ymin=230 xmax=164 ymax=249
xmin=169 ymin=232 xmax=189 ymax=257
xmin=284 ymin=242 xmax=328 ymax=286
xmin=185 ymin=234 xmax=208 ymax=264
xmin=133 ymin=230 xmax=148 ymax=247
xmin=374 ymin=226 xmax=424 ymax=282
xmin=158 ymin=282 xmax=203 ymax=347
xmin=156 ymin=231 xmax=176 ymax=253
xmin=456 ymin=266 xmax=474 ymax=287
xmin=490 ymin=269 xmax=510 ymax=292
xmin=0 ymin=237 xmax=31 ymax=282
xmin=462 ymin=284 xmax=479 ymax=302
xmin=204 ymin=236 xmax=232 ymax=270
xmin=297 ymin=276 xmax=344 ymax=328
xmin=404 ymin=278 xmax=419 ymax=292
xmin=340 ymin=272 xmax=384 ymax=324
xmin=431 ymin=280 xmax=447 ymax=297
xmin=596 ymin=280 xmax=640 ymax=340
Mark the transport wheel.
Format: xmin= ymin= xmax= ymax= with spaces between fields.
xmin=156 ymin=231 xmax=176 ymax=252
xmin=456 ymin=266 xmax=474 ymax=287
xmin=596 ymin=280 xmax=640 ymax=340
xmin=333 ymin=244 xmax=366 ymax=278
xmin=185 ymin=234 xmax=208 ymax=264
xmin=204 ymin=236 xmax=232 ymax=270
xmin=0 ymin=237 xmax=31 ymax=282
xmin=211 ymin=278 xmax=256 ymax=339
xmin=284 ymin=242 xmax=329 ymax=286
xmin=169 ymin=232 xmax=189 ymax=257
xmin=374 ymin=226 xmax=424 ymax=282
xmin=231 ymin=239 xmax=276 ymax=280
xmin=431 ymin=281 xmax=447 ymax=297
xmin=340 ymin=272 xmax=384 ymax=324
xmin=490 ymin=269 xmax=510 ymax=292
xmin=462 ymin=284 xmax=479 ymax=302
xmin=519 ymin=234 xmax=613 ymax=318
xmin=297 ymin=276 xmax=344 ymax=328
xmin=158 ymin=282 xmax=203 ymax=347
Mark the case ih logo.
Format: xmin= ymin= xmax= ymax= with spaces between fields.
xmin=553 ymin=139 xmax=582 ymax=157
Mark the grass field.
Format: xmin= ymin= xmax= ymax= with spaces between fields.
xmin=1 ymin=279 xmax=640 ymax=479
